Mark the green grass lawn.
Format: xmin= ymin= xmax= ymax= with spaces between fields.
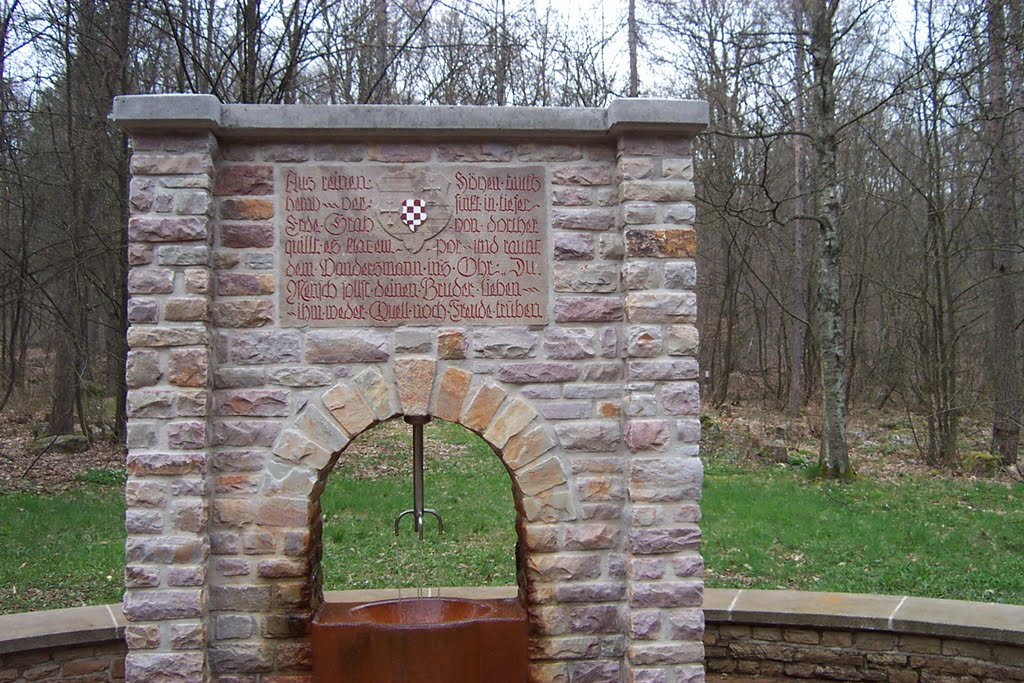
xmin=319 ymin=419 xmax=518 ymax=590
xmin=702 ymin=462 xmax=1024 ymax=604
xmin=0 ymin=484 xmax=125 ymax=612
xmin=1 ymin=421 xmax=1022 ymax=614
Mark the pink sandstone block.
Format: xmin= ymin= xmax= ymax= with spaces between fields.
xmin=131 ymin=153 xmax=211 ymax=176
xmin=624 ymin=420 xmax=670 ymax=453
xmin=215 ymin=389 xmax=289 ymax=417
xmin=433 ymin=367 xmax=472 ymax=423
xmin=322 ymin=383 xmax=377 ymax=435
xmin=221 ymin=222 xmax=274 ymax=248
xmin=294 ymin=405 xmax=350 ymax=453
xmin=352 ymin=367 xmax=398 ymax=419
xmin=394 ymin=357 xmax=436 ymax=416
xmin=461 ymin=383 xmax=507 ymax=431
xmin=553 ymin=232 xmax=594 ymax=260
xmin=502 ymin=424 xmax=557 ymax=470
xmin=516 ymin=457 xmax=568 ymax=496
xmin=220 ymin=198 xmax=274 ymax=220
xmin=483 ymin=397 xmax=538 ymax=448
xmin=127 ymin=268 xmax=173 ymax=295
xmin=128 ymin=216 xmax=208 ymax=242
xmin=214 ymin=165 xmax=274 ymax=196
xmin=553 ymin=296 xmax=623 ymax=322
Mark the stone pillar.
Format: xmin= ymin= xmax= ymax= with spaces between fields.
xmin=122 ymin=131 xmax=218 ymax=681
xmin=617 ymin=134 xmax=704 ymax=683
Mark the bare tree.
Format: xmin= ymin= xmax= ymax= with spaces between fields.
xmin=985 ymin=0 xmax=1022 ymax=465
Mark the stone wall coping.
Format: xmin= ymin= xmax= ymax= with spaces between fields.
xmin=110 ymin=94 xmax=709 ymax=140
xmin=2 ymin=588 xmax=1020 ymax=656
xmin=0 ymin=603 xmax=125 ymax=654
xmin=704 ymin=588 xmax=1024 ymax=646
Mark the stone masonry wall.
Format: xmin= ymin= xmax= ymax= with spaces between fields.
xmin=117 ymin=98 xmax=705 ymax=683
xmin=705 ymin=622 xmax=1024 ymax=682
xmin=0 ymin=642 xmax=126 ymax=683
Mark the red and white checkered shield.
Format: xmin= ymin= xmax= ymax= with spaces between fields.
xmin=400 ymin=198 xmax=427 ymax=232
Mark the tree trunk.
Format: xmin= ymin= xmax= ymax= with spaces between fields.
xmin=628 ymin=0 xmax=639 ymax=97
xmin=986 ymin=0 xmax=1022 ymax=465
xmin=809 ymin=0 xmax=851 ymax=477
xmin=787 ymin=0 xmax=809 ymax=416
xmin=48 ymin=315 xmax=77 ymax=435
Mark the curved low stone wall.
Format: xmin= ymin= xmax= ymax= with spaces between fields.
xmin=2 ymin=589 xmax=1022 ymax=682
xmin=704 ymin=589 xmax=1024 ymax=682
xmin=0 ymin=604 xmax=126 ymax=682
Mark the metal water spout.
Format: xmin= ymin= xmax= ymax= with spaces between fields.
xmin=394 ymin=415 xmax=444 ymax=541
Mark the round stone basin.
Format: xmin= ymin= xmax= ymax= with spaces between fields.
xmin=349 ymin=598 xmax=495 ymax=625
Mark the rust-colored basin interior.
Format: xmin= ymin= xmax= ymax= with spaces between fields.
xmin=312 ymin=597 xmax=528 ymax=683
xmin=349 ymin=597 xmax=495 ymax=625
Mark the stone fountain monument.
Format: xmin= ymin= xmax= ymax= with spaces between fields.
xmin=112 ymin=94 xmax=708 ymax=682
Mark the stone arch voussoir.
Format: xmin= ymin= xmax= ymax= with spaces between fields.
xmin=268 ymin=359 xmax=576 ymax=525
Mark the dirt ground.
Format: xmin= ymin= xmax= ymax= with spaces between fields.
xmin=0 ymin=409 xmax=471 ymax=495
xmin=0 ymin=403 xmax=1020 ymax=496
xmin=0 ymin=409 xmax=124 ymax=495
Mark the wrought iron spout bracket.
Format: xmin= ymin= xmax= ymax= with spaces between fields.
xmin=394 ymin=415 xmax=444 ymax=541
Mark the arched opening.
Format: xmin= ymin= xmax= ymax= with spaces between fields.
xmin=317 ymin=416 xmax=520 ymax=595
xmin=248 ymin=367 xmax=585 ymax=680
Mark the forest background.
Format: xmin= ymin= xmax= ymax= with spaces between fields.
xmin=0 ymin=0 xmax=1021 ymax=477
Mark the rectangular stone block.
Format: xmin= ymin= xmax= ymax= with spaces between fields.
xmin=128 ymin=326 xmax=209 ymax=348
xmin=210 ymin=585 xmax=273 ymax=612
xmin=127 ymin=452 xmax=206 ymax=476
xmin=628 ymin=359 xmax=699 ymax=381
xmin=623 ymin=420 xmax=671 ymax=452
xmin=528 ymin=554 xmax=603 ymax=582
xmin=132 ymin=152 xmax=212 ymax=176
xmin=215 ymin=165 xmax=274 ymax=196
xmin=553 ymin=296 xmax=623 ymax=322
xmin=306 ymin=330 xmax=389 ymax=364
xmin=629 ymin=527 xmax=702 ymax=554
xmin=437 ymin=142 xmax=513 ymax=162
xmin=230 ymin=330 xmax=302 ymax=364
xmin=129 ymin=216 xmax=208 ymax=242
xmin=625 ymin=292 xmax=697 ymax=323
xmin=217 ymin=273 xmax=275 ymax=296
xmin=125 ymin=653 xmax=204 ymax=681
xmin=497 ymin=362 xmax=580 ymax=384
xmin=255 ymin=498 xmax=309 ymax=527
xmin=553 ymin=421 xmax=620 ymax=452
xmin=472 ymin=327 xmax=538 ymax=358
xmin=157 ymin=245 xmax=210 ymax=266
xmin=625 ymin=228 xmax=696 ymax=258
xmin=626 ymin=581 xmax=700 ymax=610
xmin=630 ymin=457 xmax=702 ymax=502
xmin=553 ymin=232 xmax=594 ymax=260
xmin=551 ymin=207 xmax=615 ymax=231
xmin=553 ymin=264 xmax=618 ymax=293
xmin=620 ymin=180 xmax=695 ymax=203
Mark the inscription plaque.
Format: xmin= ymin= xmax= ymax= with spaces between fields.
xmin=279 ymin=165 xmax=548 ymax=327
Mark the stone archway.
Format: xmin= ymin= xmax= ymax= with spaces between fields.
xmin=245 ymin=361 xmax=582 ymax=676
